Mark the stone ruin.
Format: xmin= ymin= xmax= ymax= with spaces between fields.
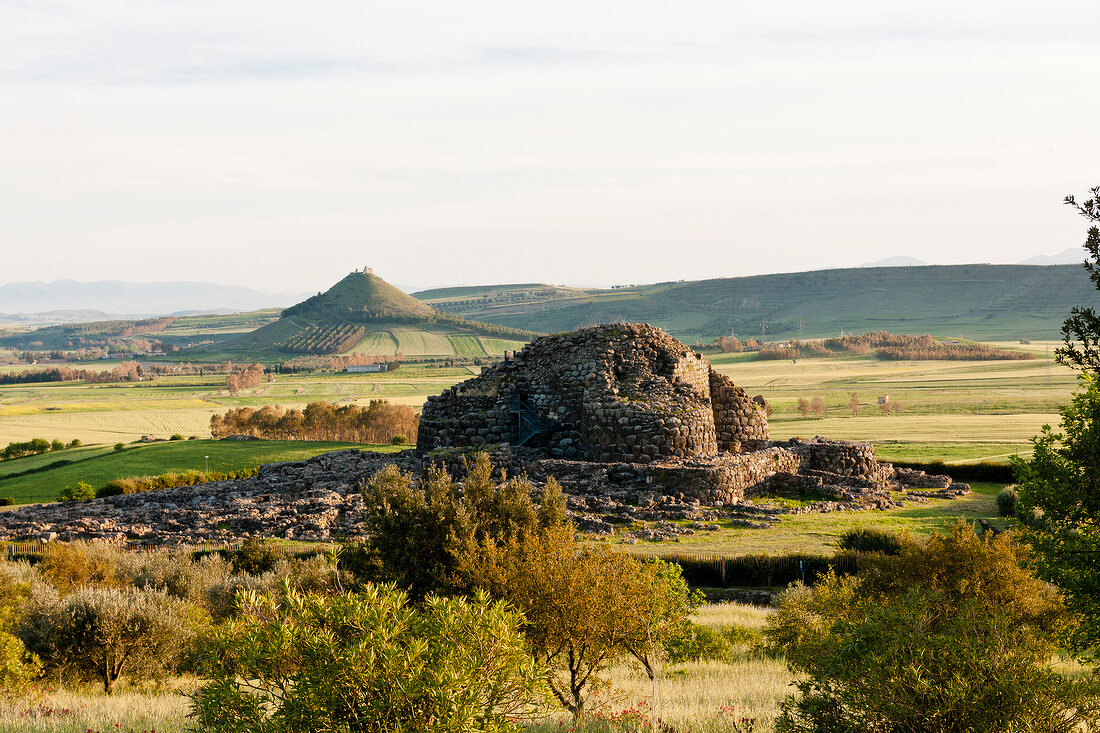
xmin=418 ymin=323 xmax=967 ymax=510
xmin=418 ymin=323 xmax=768 ymax=462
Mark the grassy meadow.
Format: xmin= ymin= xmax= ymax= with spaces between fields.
xmin=0 ymin=439 xmax=400 ymax=504
xmin=0 ymin=603 xmax=789 ymax=733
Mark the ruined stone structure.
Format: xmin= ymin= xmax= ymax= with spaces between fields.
xmin=417 ymin=323 xmax=768 ymax=462
xmin=417 ymin=323 xmax=906 ymax=505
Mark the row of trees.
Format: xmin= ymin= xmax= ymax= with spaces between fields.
xmin=276 ymin=323 xmax=368 ymax=354
xmin=1 ymin=437 xmax=80 ymax=461
xmin=756 ymin=332 xmax=1034 ymax=361
xmin=0 ymin=359 xmax=240 ymax=386
xmin=794 ymin=394 xmax=902 ymax=417
xmin=210 ymin=400 xmax=419 ymax=444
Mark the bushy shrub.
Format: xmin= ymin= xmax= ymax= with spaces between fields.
xmin=0 ymin=498 xmax=14 ymax=507
xmin=192 ymin=585 xmax=548 ymax=732
xmin=38 ymin=541 xmax=124 ymax=593
xmin=113 ymin=442 xmax=125 ymax=452
xmin=765 ymin=522 xmax=1100 ymax=732
xmin=169 ymin=434 xmax=184 ymax=441
xmin=57 ymin=481 xmax=95 ymax=502
xmin=229 ymin=538 xmax=281 ymax=575
xmin=96 ymin=467 xmax=260 ymax=497
xmin=837 ymin=527 xmax=903 ymax=555
xmin=996 ymin=486 xmax=1018 ymax=517
xmin=390 ymin=435 xmax=408 ymax=445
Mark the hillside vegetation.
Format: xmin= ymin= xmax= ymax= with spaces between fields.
xmin=415 ymin=264 xmax=1099 ymax=341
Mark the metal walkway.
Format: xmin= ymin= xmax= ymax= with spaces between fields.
xmin=510 ymin=392 xmax=547 ymax=446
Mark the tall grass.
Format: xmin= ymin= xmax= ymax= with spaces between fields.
xmin=0 ymin=684 xmax=192 ymax=733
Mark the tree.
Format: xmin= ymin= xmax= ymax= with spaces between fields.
xmin=1014 ymin=373 xmax=1100 ymax=661
xmin=464 ymin=526 xmax=695 ymax=721
xmin=21 ymin=586 xmax=194 ymax=694
xmin=192 ymin=584 xmax=548 ymax=733
xmin=848 ymin=392 xmax=859 ymax=416
xmin=810 ymin=396 xmax=826 ymax=418
xmin=796 ymin=397 xmax=811 ymax=417
xmin=764 ymin=523 xmax=1100 ymax=732
xmin=1013 ymin=186 xmax=1100 ymax=663
xmin=1056 ymin=187 xmax=1100 ymax=372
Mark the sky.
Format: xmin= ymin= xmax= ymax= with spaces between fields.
xmin=1 ymin=1 xmax=1099 ymax=294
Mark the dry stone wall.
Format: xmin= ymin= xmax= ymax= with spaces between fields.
xmin=710 ymin=371 xmax=769 ymax=452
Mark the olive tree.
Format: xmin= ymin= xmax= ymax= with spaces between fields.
xmin=21 ymin=586 xmax=194 ymax=694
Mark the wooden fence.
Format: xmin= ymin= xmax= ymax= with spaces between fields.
xmin=1 ymin=540 xmax=245 ymax=560
xmin=659 ymin=552 xmax=861 ymax=588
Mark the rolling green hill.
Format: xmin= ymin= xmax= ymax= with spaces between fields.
xmin=224 ymin=269 xmax=537 ymax=358
xmin=415 ymin=264 xmax=1099 ymax=342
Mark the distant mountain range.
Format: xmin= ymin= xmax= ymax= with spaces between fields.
xmin=0 ymin=280 xmax=306 ymax=319
xmin=1017 ymin=248 xmax=1086 ymax=266
xmin=859 ymin=256 xmax=929 ymax=267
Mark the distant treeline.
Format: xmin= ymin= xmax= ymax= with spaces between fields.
xmin=210 ymin=400 xmax=418 ymax=444
xmin=756 ymin=332 xmax=1034 ymax=361
xmin=0 ymin=317 xmax=178 ymax=351
xmin=0 ymin=360 xmax=241 ymax=386
xmin=2 ymin=438 xmax=81 ymax=461
xmin=277 ymin=353 xmax=401 ymax=373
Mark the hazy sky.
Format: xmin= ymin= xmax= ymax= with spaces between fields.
xmin=2 ymin=1 xmax=1099 ymax=293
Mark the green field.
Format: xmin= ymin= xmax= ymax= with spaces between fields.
xmin=0 ymin=350 xmax=1078 ymax=461
xmin=392 ymin=329 xmax=456 ymax=355
xmin=447 ymin=334 xmax=488 ymax=357
xmin=0 ymin=439 xmax=400 ymax=504
xmin=623 ymin=482 xmax=1003 ymax=558
xmin=347 ymin=331 xmax=399 ymax=355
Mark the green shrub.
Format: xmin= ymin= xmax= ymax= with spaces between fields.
xmin=169 ymin=434 xmax=184 ymax=441
xmin=0 ymin=498 xmax=14 ymax=507
xmin=996 ymin=486 xmax=1018 ymax=517
xmin=391 ymin=435 xmax=409 ymax=445
xmin=664 ymin=621 xmax=732 ymax=664
xmin=50 ymin=440 xmax=64 ymax=452
xmin=192 ymin=585 xmax=548 ymax=732
xmin=112 ymin=442 xmax=125 ymax=452
xmin=57 ymin=481 xmax=95 ymax=503
xmin=230 ymin=538 xmax=281 ymax=576
xmin=67 ymin=439 xmax=81 ymax=448
xmin=188 ymin=435 xmax=198 ymax=440
xmin=837 ymin=527 xmax=903 ymax=555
